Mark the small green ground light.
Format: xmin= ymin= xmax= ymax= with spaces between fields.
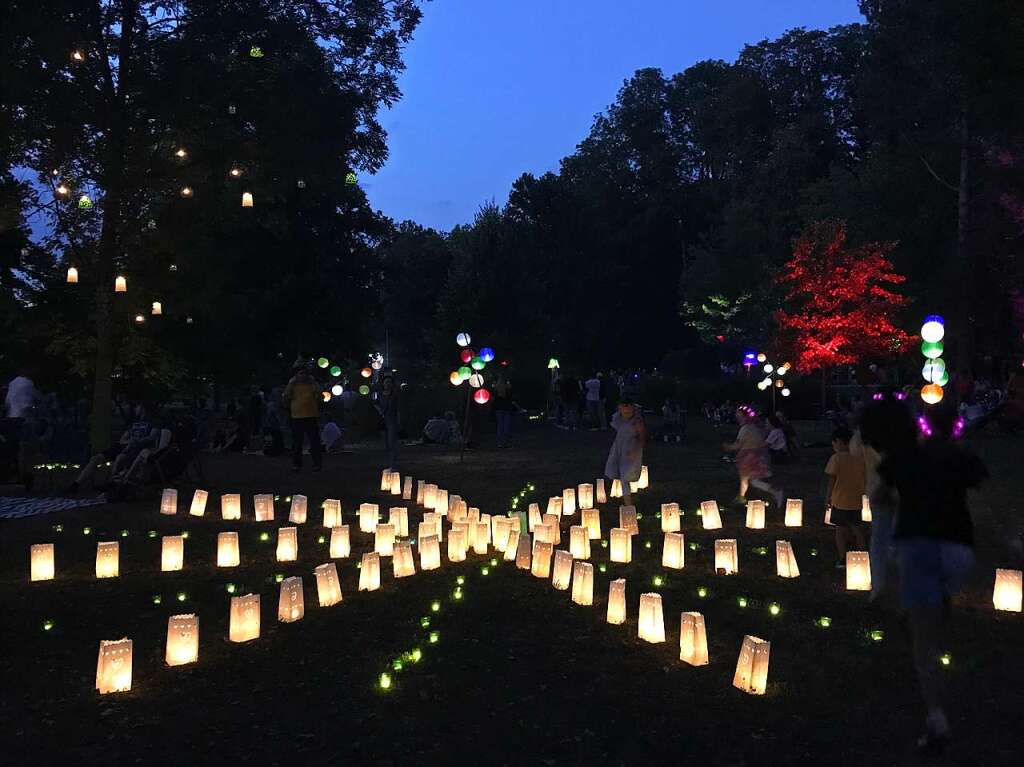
xmin=939 ymin=653 xmax=952 ymax=666
xmin=176 ymin=591 xmax=187 ymax=602
xmin=869 ymin=629 xmax=884 ymax=642
xmin=601 ymin=540 xmax=608 ymax=549
xmin=688 ymin=542 xmax=700 ymax=551
xmin=420 ymin=616 xmax=430 ymax=628
xmin=768 ymin=602 xmax=781 ymax=616
xmin=378 ymin=672 xmax=392 ymax=691
xmin=431 ymin=601 xmax=441 ymax=612
xmin=697 ymin=586 xmax=708 ymax=598
xmin=456 ymin=576 xmax=465 ymax=585
xmin=152 ymin=595 xmax=162 ymax=605
xmin=147 ymin=530 xmax=157 ymax=538
xmin=452 ymin=588 xmax=463 ymax=601
xmin=809 ymin=548 xmax=818 ymax=557
xmin=410 ymin=648 xmax=422 ymax=663
xmin=481 ymin=567 xmax=490 ymax=576
xmin=652 ymin=575 xmax=664 ymax=587
xmin=120 ymin=529 xmax=130 ymax=538
xmin=737 ymin=596 xmax=748 ymax=608
xmin=260 ymin=532 xmax=270 ymax=541
xmin=489 ymin=558 xmax=498 ymax=566
xmin=53 ymin=524 xmax=63 ymax=532
xmin=429 ymin=631 xmax=439 ymax=643
xmin=816 ymin=616 xmax=832 ymax=628
xmin=317 ymin=535 xmax=326 ymax=544
xmin=598 ymin=564 xmax=607 ymax=573
xmin=274 ymin=574 xmax=284 ymax=583
xmin=181 ymin=531 xmax=189 ymax=539
xmin=644 ymin=541 xmax=652 ymax=550
xmin=42 ymin=619 xmax=54 ymax=631
xmin=392 ymin=659 xmax=404 ymax=672
xmin=82 ymin=527 xmax=92 ymax=535
xmin=226 ymin=583 xmax=237 ymax=594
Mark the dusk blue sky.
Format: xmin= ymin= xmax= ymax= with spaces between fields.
xmin=365 ymin=0 xmax=864 ymax=232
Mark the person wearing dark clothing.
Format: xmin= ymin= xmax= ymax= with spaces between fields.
xmin=493 ymin=374 xmax=514 ymax=448
xmin=375 ymin=375 xmax=400 ymax=467
xmin=866 ymin=399 xmax=987 ymax=756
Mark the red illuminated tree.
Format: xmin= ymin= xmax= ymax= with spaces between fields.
xmin=775 ymin=220 xmax=913 ymax=372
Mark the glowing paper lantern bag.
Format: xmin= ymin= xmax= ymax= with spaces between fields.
xmin=314 ymin=563 xmax=343 ymax=607
xmin=289 ymin=494 xmax=308 ymax=524
xmin=733 ymin=635 xmax=771 ymax=695
xmin=638 ymin=593 xmax=665 ymax=643
xmin=714 ymin=539 xmax=738 ymax=575
xmin=679 ymin=612 xmax=709 ymax=666
xmin=254 ymin=494 xmax=274 ymax=521
xmin=95 ymin=541 xmax=119 ymax=578
xmin=571 ymin=561 xmax=594 ymax=606
xmin=161 ymin=535 xmax=184 ymax=572
xmin=551 ymin=550 xmax=573 ymax=590
xmin=96 ymin=638 xmax=133 ymax=694
xmin=359 ymin=552 xmax=382 ymax=591
xmin=845 ymin=551 xmax=871 ymax=591
xmin=221 ymin=493 xmax=242 ymax=520
xmin=784 ymin=499 xmax=803 ymax=527
xmin=701 ymin=500 xmax=723 ymax=530
xmin=30 ymin=543 xmax=55 ymax=582
xmin=776 ymin=540 xmax=799 ymax=578
xmin=189 ymin=489 xmax=209 ymax=517
xmin=661 ymin=503 xmax=681 ymax=533
xmin=662 ymin=532 xmax=684 ymax=570
xmin=160 ymin=488 xmax=178 ymax=515
xmin=993 ymin=568 xmax=1023 ymax=613
xmin=229 ymin=594 xmax=261 ymax=642
xmin=165 ymin=614 xmax=199 ymax=666
xmin=606 ymin=579 xmax=626 ymax=625
xmin=531 ymin=541 xmax=553 ymax=578
xmin=278 ymin=577 xmax=305 ymax=622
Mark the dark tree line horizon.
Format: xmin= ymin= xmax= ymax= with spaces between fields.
xmin=2 ymin=1 xmax=1023 ymax=441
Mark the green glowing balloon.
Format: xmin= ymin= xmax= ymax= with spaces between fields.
xmin=329 ymin=365 xmax=341 ymax=377
xmin=470 ymin=357 xmax=485 ymax=371
xmin=317 ymin=357 xmax=329 ymax=368
xmin=249 ymin=46 xmax=264 ymax=58
xmin=358 ymin=384 xmax=370 ymax=395
xmin=458 ymin=366 xmax=471 ymax=379
xmin=921 ymin=340 xmax=943 ymax=360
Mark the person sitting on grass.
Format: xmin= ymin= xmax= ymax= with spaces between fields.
xmin=68 ymin=405 xmax=157 ymax=493
xmin=825 ymin=425 xmax=867 ymax=569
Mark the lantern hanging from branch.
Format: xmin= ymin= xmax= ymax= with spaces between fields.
xmin=96 ymin=639 xmax=133 ymax=694
xmin=447 ymin=526 xmax=467 ymax=562
xmin=714 ymin=539 xmax=738 ymax=575
xmin=845 ymin=551 xmax=871 ymax=591
xmin=288 ymin=495 xmax=308 ymax=524
xmin=419 ymin=535 xmax=441 ymax=571
xmin=701 ymin=500 xmax=723 ymax=530
xmin=388 ymin=507 xmax=409 ymax=538
xmin=679 ymin=612 xmax=710 ymax=666
xmin=359 ymin=552 xmax=382 ymax=591
xmin=745 ymin=500 xmax=766 ymax=530
xmin=619 ymin=506 xmax=639 ymax=535
xmin=161 ymin=535 xmax=184 ymax=572
xmin=115 ymin=275 xmax=127 ymax=293
xmin=30 ymin=543 xmax=55 ymax=581
xmin=993 ymin=569 xmax=1023 ymax=612
xmin=254 ymin=494 xmax=274 ymax=522
xmin=569 ymin=526 xmax=591 ymax=560
xmin=531 ymin=541 xmax=553 ymax=578
xmin=95 ymin=541 xmax=119 ymax=578
xmin=578 ymin=483 xmax=594 ymax=509
xmin=329 ymin=525 xmax=351 ymax=559
xmin=571 ymin=561 xmax=594 ymax=606
xmin=638 ymin=593 xmax=666 ymax=643
xmin=733 ymin=635 xmax=771 ymax=695
xmin=66 ymin=266 xmax=78 ymax=284
xmin=861 ymin=494 xmax=872 ymax=523
xmin=393 ymin=542 xmax=416 ymax=578
xmin=596 ymin=479 xmax=607 ymax=504
xmin=607 ymin=579 xmax=627 ymax=624
xmin=359 ymin=503 xmax=380 ymax=533
xmin=375 ymin=524 xmax=396 ymax=557
xmin=276 ymin=527 xmax=298 ymax=562
xmin=610 ymin=479 xmax=623 ymax=499
xmin=515 ymin=534 xmax=532 ymax=569
xmin=278 ymin=576 xmax=305 ymax=622
xmin=189 ymin=489 xmax=208 ymax=517
xmin=221 ymin=493 xmax=241 ymax=520
xmin=784 ymin=499 xmax=803 ymax=527
xmin=562 ymin=488 xmax=576 ymax=516
xmin=165 ymin=614 xmax=199 ymax=667
xmin=217 ymin=532 xmax=240 ymax=567
xmin=314 ymin=563 xmax=343 ymax=607
xmin=581 ymin=508 xmax=601 ymax=540
xmin=160 ymin=488 xmax=178 ymax=515
xmin=776 ymin=540 xmax=800 ymax=578
xmin=661 ymin=503 xmax=681 ymax=533
xmin=322 ymin=499 xmax=342 ymax=528
xmin=610 ymin=528 xmax=632 ymax=563
xmin=241 ymin=191 xmax=253 ymax=208
xmin=662 ymin=532 xmax=685 ymax=570
xmin=551 ymin=550 xmax=573 ymax=590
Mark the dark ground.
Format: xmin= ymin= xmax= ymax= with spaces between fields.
xmin=2 ymin=419 xmax=1022 ymax=767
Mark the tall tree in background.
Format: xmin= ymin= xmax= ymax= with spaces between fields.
xmin=1 ymin=0 xmax=422 ymax=448
xmin=775 ymin=219 xmax=912 ymax=375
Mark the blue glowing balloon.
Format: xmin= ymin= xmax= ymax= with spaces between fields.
xmin=479 ymin=347 xmax=495 ymax=362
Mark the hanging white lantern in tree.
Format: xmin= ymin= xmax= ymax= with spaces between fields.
xmin=329 ymin=525 xmax=350 ymax=558
xmin=571 ymin=561 xmax=594 ymax=606
xmin=776 ymin=540 xmax=799 ymax=578
xmin=662 ymin=532 xmax=684 ymax=570
xmin=115 ymin=275 xmax=127 ymax=293
xmin=66 ymin=266 xmax=78 ymax=284
xmin=701 ymin=500 xmax=723 ymax=530
xmin=551 ymin=550 xmax=573 ymax=590
xmin=277 ymin=576 xmax=305 ymax=621
xmin=679 ymin=612 xmax=709 ymax=666
xmin=733 ymin=635 xmax=771 ymax=695
xmin=637 ymin=593 xmax=666 ymax=643
xmin=661 ymin=503 xmax=681 ymax=533
xmin=606 ymin=579 xmax=627 ymax=625
xmin=358 ymin=552 xmax=382 ymax=591
xmin=314 ymin=563 xmax=343 ymax=607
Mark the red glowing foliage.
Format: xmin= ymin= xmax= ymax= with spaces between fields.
xmin=775 ymin=220 xmax=913 ymax=373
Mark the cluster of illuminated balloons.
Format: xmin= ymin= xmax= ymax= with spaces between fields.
xmin=315 ymin=353 xmax=383 ymax=401
xmin=920 ymin=315 xmax=946 ymax=404
xmin=749 ymin=352 xmax=792 ymax=397
xmin=449 ymin=332 xmax=495 ymax=403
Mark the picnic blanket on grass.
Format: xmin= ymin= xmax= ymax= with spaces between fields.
xmin=0 ymin=496 xmax=105 ymax=520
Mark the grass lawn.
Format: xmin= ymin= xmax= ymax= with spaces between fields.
xmin=2 ymin=419 xmax=1022 ymax=766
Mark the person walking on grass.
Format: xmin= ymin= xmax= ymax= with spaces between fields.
xmin=722 ymin=406 xmax=783 ymax=507
xmin=605 ymin=402 xmax=645 ymax=506
xmin=282 ymin=362 xmax=321 ymax=472
xmin=864 ymin=398 xmax=987 ymax=757
xmin=374 ymin=374 xmax=400 ymax=467
xmin=825 ymin=425 xmax=867 ymax=569
xmin=493 ymin=372 xmax=514 ymax=448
